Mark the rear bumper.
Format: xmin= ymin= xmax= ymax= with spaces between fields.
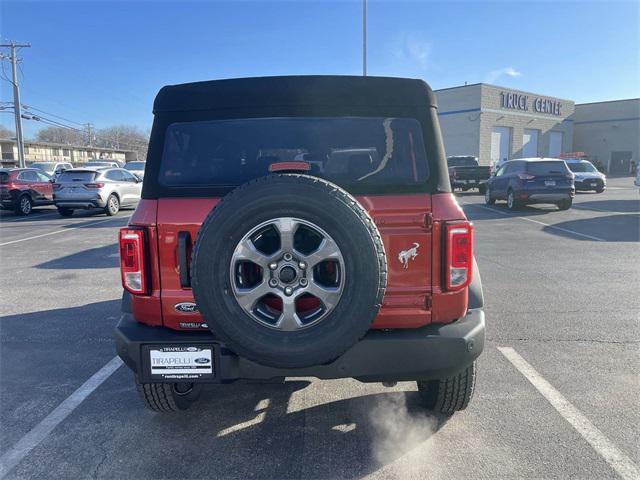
xmin=54 ymin=199 xmax=106 ymax=209
xmin=575 ymin=179 xmax=605 ymax=191
xmin=115 ymin=309 xmax=485 ymax=383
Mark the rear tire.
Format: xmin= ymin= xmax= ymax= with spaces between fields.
xmin=417 ymin=362 xmax=477 ymax=414
xmin=15 ymin=195 xmax=32 ymax=215
xmin=557 ymin=198 xmax=573 ymax=210
xmin=506 ymin=189 xmax=519 ymax=210
xmin=105 ymin=194 xmax=120 ymax=216
xmin=595 ymin=187 xmax=605 ymax=193
xmin=57 ymin=207 xmax=73 ymax=217
xmin=484 ymin=186 xmax=495 ymax=205
xmin=135 ymin=376 xmax=203 ymax=413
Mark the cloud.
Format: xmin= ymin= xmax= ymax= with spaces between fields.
xmin=485 ymin=66 xmax=522 ymax=84
xmin=388 ymin=32 xmax=433 ymax=73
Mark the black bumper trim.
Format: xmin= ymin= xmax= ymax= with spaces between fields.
xmin=114 ymin=309 xmax=485 ymax=383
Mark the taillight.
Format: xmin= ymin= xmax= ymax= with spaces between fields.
xmin=85 ymin=183 xmax=105 ymax=188
xmin=119 ymin=228 xmax=148 ymax=294
xmin=518 ymin=173 xmax=535 ymax=180
xmin=445 ymin=222 xmax=473 ymax=291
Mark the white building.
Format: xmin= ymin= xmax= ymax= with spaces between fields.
xmin=0 ymin=138 xmax=138 ymax=167
xmin=434 ymin=83 xmax=574 ymax=167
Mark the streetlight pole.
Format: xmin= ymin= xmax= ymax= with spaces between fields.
xmin=363 ymin=0 xmax=367 ymax=76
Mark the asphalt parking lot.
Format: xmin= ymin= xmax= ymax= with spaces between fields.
xmin=0 ymin=177 xmax=638 ymax=479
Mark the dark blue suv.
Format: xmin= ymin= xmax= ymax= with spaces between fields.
xmin=485 ymin=158 xmax=575 ymax=210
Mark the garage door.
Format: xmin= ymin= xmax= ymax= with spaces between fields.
xmin=491 ymin=127 xmax=511 ymax=165
xmin=522 ymin=129 xmax=539 ymax=157
xmin=549 ymin=131 xmax=563 ymax=158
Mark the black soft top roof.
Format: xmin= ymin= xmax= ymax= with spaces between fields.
xmin=153 ymin=75 xmax=437 ymax=113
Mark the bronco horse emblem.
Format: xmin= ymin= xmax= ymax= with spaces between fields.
xmin=398 ymin=242 xmax=420 ymax=269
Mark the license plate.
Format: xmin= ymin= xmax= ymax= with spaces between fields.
xmin=149 ymin=346 xmax=213 ymax=380
xmin=545 ymin=180 xmax=556 ymax=187
xmin=468 ymin=180 xmax=476 ymax=184
xmin=591 ymin=182 xmax=597 ymax=186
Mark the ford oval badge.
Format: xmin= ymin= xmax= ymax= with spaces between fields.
xmin=175 ymin=302 xmax=198 ymax=313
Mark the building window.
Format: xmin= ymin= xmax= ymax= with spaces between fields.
xmin=522 ymin=129 xmax=539 ymax=157
xmin=63 ymin=149 xmax=70 ymax=156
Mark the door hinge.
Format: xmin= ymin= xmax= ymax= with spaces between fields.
xmin=423 ymin=213 xmax=433 ymax=230
xmin=424 ymin=295 xmax=432 ymax=309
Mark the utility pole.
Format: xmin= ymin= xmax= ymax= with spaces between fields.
xmin=363 ymin=0 xmax=368 ymax=76
xmin=85 ymin=123 xmax=94 ymax=146
xmin=0 ymin=42 xmax=30 ymax=168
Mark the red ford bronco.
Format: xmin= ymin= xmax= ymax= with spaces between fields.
xmin=114 ymin=76 xmax=485 ymax=413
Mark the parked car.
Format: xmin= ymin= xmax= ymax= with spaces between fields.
xmin=447 ymin=155 xmax=491 ymax=194
xmin=29 ymin=161 xmax=73 ymax=179
xmin=565 ymin=159 xmax=606 ymax=193
xmin=84 ymin=161 xmax=121 ymax=168
xmin=485 ymin=158 xmax=575 ymax=210
xmin=114 ymin=76 xmax=485 ymax=414
xmin=0 ymin=168 xmax=54 ymax=215
xmin=123 ymin=161 xmax=146 ymax=180
xmin=53 ymin=167 xmax=142 ymax=217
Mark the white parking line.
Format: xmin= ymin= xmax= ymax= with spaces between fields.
xmin=0 ymin=357 xmax=123 ymax=479
xmin=498 ymin=347 xmax=640 ymax=480
xmin=463 ymin=203 xmax=606 ymax=242
xmin=0 ymin=215 xmax=130 ymax=247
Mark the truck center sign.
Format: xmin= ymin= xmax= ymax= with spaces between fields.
xmin=500 ymin=91 xmax=562 ymax=116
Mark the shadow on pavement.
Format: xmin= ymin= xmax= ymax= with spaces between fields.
xmin=573 ymin=199 xmax=640 ymax=213
xmin=35 ymin=243 xmax=119 ymax=270
xmin=72 ymin=380 xmax=451 ymax=479
xmin=462 ymin=202 xmax=558 ymax=220
xmin=543 ymin=214 xmax=640 ymax=242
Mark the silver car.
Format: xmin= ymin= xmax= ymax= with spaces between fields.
xmin=53 ymin=167 xmax=142 ymax=217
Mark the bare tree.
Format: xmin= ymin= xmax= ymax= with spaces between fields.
xmin=0 ymin=125 xmax=13 ymax=139
xmin=35 ymin=126 xmax=84 ymax=145
xmin=96 ymin=125 xmax=149 ymax=160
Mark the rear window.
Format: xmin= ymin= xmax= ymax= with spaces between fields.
xmin=159 ymin=117 xmax=428 ymax=191
xmin=125 ymin=162 xmax=145 ymax=170
xmin=567 ymin=162 xmax=597 ymax=173
xmin=56 ymin=171 xmax=97 ymax=183
xmin=526 ymin=161 xmax=570 ymax=175
xmin=447 ymin=157 xmax=477 ymax=167
xmin=30 ymin=162 xmax=56 ymax=173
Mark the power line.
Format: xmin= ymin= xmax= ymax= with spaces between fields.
xmin=22 ymin=104 xmax=85 ymax=126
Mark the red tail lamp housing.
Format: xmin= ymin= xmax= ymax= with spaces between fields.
xmin=445 ymin=222 xmax=473 ymax=291
xmin=119 ymin=228 xmax=148 ymax=295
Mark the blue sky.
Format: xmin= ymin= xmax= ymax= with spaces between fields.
xmin=1 ymin=0 xmax=638 ymax=137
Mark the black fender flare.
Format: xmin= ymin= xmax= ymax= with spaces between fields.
xmin=468 ymin=257 xmax=484 ymax=310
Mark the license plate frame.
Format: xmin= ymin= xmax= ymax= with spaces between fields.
xmin=144 ymin=345 xmax=215 ymax=382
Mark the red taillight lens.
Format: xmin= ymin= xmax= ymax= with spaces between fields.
xmin=119 ymin=228 xmax=148 ymax=294
xmin=518 ymin=173 xmax=535 ymax=180
xmin=445 ymin=222 xmax=473 ymax=291
xmin=84 ymin=182 xmax=104 ymax=188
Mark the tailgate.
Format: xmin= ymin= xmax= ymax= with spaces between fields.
xmin=156 ymin=195 xmax=433 ymax=330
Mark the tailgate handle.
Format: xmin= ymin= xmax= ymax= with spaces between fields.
xmin=178 ymin=231 xmax=191 ymax=288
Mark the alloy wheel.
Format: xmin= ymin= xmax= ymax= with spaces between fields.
xmin=230 ymin=217 xmax=345 ymax=331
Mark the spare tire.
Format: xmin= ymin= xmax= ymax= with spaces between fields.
xmin=191 ymin=174 xmax=387 ymax=369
